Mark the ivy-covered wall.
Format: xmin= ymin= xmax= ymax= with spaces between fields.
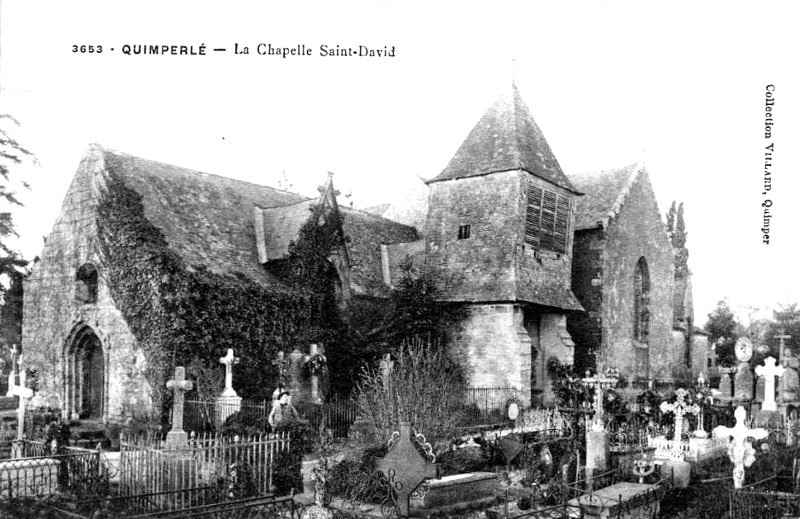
xmin=24 ymin=146 xmax=340 ymax=424
xmin=97 ymin=153 xmax=331 ymax=410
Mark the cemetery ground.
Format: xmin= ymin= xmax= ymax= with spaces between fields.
xmin=1 ymin=346 xmax=800 ymax=517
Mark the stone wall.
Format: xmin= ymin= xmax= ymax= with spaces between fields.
xmin=425 ymin=172 xmax=519 ymax=301
xmin=448 ymin=304 xmax=531 ymax=404
xmin=568 ymin=229 xmax=604 ymax=374
xmin=596 ymin=172 xmax=676 ymax=380
xmin=536 ymin=313 xmax=575 ymax=406
xmin=22 ymin=147 xmax=152 ymax=423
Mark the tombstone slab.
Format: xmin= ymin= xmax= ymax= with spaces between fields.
xmin=755 ymin=357 xmax=784 ymax=411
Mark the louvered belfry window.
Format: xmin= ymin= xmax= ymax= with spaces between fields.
xmin=525 ymin=185 xmax=571 ymax=254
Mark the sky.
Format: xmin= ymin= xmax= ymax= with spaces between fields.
xmin=1 ymin=0 xmax=799 ymax=326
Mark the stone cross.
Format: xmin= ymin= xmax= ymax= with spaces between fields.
xmin=660 ymin=388 xmax=700 ymax=458
xmin=376 ymin=422 xmax=437 ymax=517
xmin=219 ymin=348 xmax=240 ymax=398
xmin=165 ymin=366 xmax=193 ymax=450
xmin=11 ymin=379 xmax=33 ymax=443
xmin=755 ymin=356 xmax=784 ymax=411
xmin=713 ymin=406 xmax=768 ymax=488
xmin=582 ymin=368 xmax=619 ymax=432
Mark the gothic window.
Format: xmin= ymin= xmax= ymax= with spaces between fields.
xmin=525 ymin=185 xmax=571 ymax=254
xmin=75 ymin=263 xmax=98 ymax=304
xmin=633 ymin=257 xmax=650 ymax=344
xmin=458 ymin=224 xmax=471 ymax=240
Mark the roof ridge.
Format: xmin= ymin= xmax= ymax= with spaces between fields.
xmin=99 ymin=145 xmax=310 ymax=199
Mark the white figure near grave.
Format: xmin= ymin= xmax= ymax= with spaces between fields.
xmin=165 ymin=366 xmax=193 ymax=450
xmin=219 ymin=348 xmax=240 ymax=398
xmin=755 ymin=356 xmax=784 ymax=412
xmin=660 ymin=388 xmax=700 ymax=459
xmin=713 ymin=406 xmax=768 ymax=488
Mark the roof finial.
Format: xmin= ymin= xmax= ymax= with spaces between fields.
xmin=511 ymin=58 xmax=516 ymax=87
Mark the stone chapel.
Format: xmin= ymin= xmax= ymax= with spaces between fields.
xmin=22 ymin=83 xmax=699 ymax=423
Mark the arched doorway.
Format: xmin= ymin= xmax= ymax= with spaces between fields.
xmin=66 ymin=326 xmax=105 ymax=420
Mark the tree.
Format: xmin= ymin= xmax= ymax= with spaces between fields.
xmin=0 ymin=114 xmax=35 ymax=380
xmin=666 ymin=201 xmax=689 ymax=279
xmin=704 ymin=299 xmax=740 ymax=367
xmin=0 ymin=114 xmax=35 ymax=260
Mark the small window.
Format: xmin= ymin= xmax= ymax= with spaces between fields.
xmin=458 ymin=224 xmax=471 ymax=240
xmin=75 ymin=263 xmax=98 ymax=304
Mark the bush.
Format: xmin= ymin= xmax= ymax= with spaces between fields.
xmin=354 ymin=338 xmax=468 ymax=455
xmin=328 ymin=444 xmax=389 ymax=504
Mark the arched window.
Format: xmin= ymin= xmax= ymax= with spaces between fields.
xmin=75 ymin=263 xmax=98 ymax=304
xmin=633 ymin=257 xmax=650 ymax=344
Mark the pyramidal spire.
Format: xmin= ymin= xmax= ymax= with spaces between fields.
xmin=429 ymin=83 xmax=579 ymax=193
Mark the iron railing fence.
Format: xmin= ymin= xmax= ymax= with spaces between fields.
xmin=730 ymin=476 xmax=800 ymax=519
xmin=184 ymin=387 xmax=521 ymax=438
xmin=0 ymin=441 xmax=107 ymax=500
xmin=118 ymin=431 xmax=291 ymax=514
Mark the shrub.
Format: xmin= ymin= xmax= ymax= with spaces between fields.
xmin=354 ymin=338 xmax=468 ymax=455
xmin=328 ymin=444 xmax=389 ymax=504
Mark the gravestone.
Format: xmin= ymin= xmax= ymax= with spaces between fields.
xmin=165 ymin=366 xmax=193 ymax=450
xmin=216 ymin=349 xmax=242 ymax=426
xmin=755 ymin=376 xmax=765 ymax=403
xmin=659 ymin=388 xmax=699 ymax=487
xmin=719 ymin=370 xmax=733 ymax=399
xmin=581 ymin=368 xmax=618 ymax=490
xmin=779 ymin=338 xmax=799 ymax=403
xmin=734 ymin=338 xmax=754 ymax=400
xmin=713 ymin=406 xmax=768 ymax=488
xmin=755 ymin=356 xmax=784 ymax=412
xmin=376 ymin=422 xmax=437 ymax=517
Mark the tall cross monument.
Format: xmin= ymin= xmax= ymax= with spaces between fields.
xmin=165 ymin=366 xmax=193 ymax=450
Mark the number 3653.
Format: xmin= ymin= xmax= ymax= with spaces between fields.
xmin=72 ymin=45 xmax=103 ymax=53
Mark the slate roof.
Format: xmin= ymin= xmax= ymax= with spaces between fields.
xmin=569 ymin=163 xmax=642 ymax=231
xmin=429 ymin=84 xmax=579 ymax=194
xmin=259 ymin=200 xmax=317 ymax=261
xmin=101 ymin=146 xmax=307 ymax=287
